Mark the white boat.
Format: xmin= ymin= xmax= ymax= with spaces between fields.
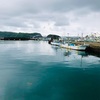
xmin=61 ymin=43 xmax=88 ymax=51
xmin=51 ymin=42 xmax=61 ymax=46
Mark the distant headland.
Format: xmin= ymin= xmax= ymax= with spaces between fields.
xmin=0 ymin=31 xmax=43 ymax=40
xmin=0 ymin=31 xmax=61 ymax=40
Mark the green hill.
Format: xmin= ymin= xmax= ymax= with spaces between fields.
xmin=47 ymin=34 xmax=61 ymax=39
xmin=0 ymin=31 xmax=42 ymax=40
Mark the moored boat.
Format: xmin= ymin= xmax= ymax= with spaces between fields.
xmin=61 ymin=43 xmax=88 ymax=51
xmin=51 ymin=41 xmax=62 ymax=46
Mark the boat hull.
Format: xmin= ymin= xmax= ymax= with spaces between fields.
xmin=51 ymin=42 xmax=61 ymax=46
xmin=61 ymin=44 xmax=87 ymax=51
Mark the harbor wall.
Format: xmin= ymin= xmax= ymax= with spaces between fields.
xmin=74 ymin=42 xmax=100 ymax=54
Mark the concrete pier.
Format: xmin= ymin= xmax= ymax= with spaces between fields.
xmin=74 ymin=42 xmax=100 ymax=53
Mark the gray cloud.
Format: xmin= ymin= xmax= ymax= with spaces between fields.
xmin=45 ymin=0 xmax=100 ymax=12
xmin=0 ymin=0 xmax=100 ymax=35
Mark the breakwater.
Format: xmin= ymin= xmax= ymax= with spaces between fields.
xmin=74 ymin=42 xmax=100 ymax=54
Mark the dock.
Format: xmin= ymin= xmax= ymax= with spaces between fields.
xmin=74 ymin=42 xmax=100 ymax=54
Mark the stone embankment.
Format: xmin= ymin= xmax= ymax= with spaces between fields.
xmin=74 ymin=42 xmax=100 ymax=53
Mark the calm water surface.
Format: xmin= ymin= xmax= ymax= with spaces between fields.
xmin=0 ymin=41 xmax=100 ymax=100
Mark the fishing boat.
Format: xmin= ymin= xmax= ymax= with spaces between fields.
xmin=51 ymin=41 xmax=61 ymax=46
xmin=50 ymin=40 xmax=62 ymax=46
xmin=61 ymin=43 xmax=88 ymax=51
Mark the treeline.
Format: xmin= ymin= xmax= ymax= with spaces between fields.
xmin=47 ymin=34 xmax=60 ymax=39
xmin=0 ymin=31 xmax=42 ymax=40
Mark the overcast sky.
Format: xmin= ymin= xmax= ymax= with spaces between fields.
xmin=0 ymin=0 xmax=100 ymax=36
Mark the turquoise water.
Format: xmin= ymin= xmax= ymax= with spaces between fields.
xmin=0 ymin=41 xmax=100 ymax=100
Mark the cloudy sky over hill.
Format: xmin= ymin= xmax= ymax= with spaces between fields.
xmin=0 ymin=0 xmax=100 ymax=36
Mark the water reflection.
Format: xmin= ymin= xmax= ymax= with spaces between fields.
xmin=0 ymin=41 xmax=100 ymax=100
xmin=77 ymin=51 xmax=88 ymax=57
xmin=62 ymin=50 xmax=100 ymax=68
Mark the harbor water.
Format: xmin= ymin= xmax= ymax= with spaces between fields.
xmin=0 ymin=41 xmax=100 ymax=100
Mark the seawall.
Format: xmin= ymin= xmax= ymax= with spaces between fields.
xmin=74 ymin=42 xmax=100 ymax=54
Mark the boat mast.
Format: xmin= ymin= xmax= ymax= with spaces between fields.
xmin=67 ymin=33 xmax=69 ymax=44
